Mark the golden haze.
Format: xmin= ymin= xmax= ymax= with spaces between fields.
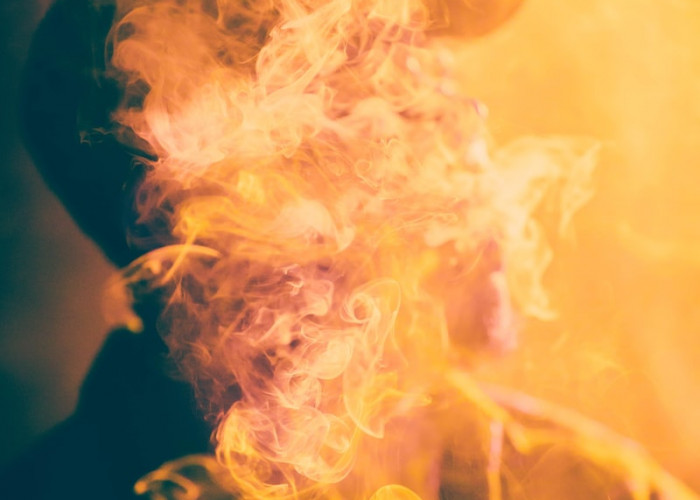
xmin=103 ymin=0 xmax=700 ymax=497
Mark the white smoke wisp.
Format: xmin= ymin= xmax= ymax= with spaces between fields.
xmin=104 ymin=0 xmax=600 ymax=498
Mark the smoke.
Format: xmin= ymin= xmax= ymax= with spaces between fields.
xmin=94 ymin=0 xmax=658 ymax=497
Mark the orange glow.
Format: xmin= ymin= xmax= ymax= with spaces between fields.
xmin=103 ymin=0 xmax=700 ymax=498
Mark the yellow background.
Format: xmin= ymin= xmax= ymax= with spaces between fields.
xmin=451 ymin=0 xmax=700 ymax=489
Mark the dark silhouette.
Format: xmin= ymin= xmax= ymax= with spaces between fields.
xmin=3 ymin=1 xmax=211 ymax=498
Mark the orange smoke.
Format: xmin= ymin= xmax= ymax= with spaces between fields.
xmin=101 ymin=0 xmax=700 ymax=498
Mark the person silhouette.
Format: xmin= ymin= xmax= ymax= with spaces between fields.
xmin=3 ymin=1 xmax=210 ymax=498
xmin=8 ymin=1 xmax=696 ymax=500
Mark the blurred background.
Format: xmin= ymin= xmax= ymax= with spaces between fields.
xmin=453 ymin=0 xmax=700 ymax=490
xmin=1 ymin=0 xmax=699 ymax=493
